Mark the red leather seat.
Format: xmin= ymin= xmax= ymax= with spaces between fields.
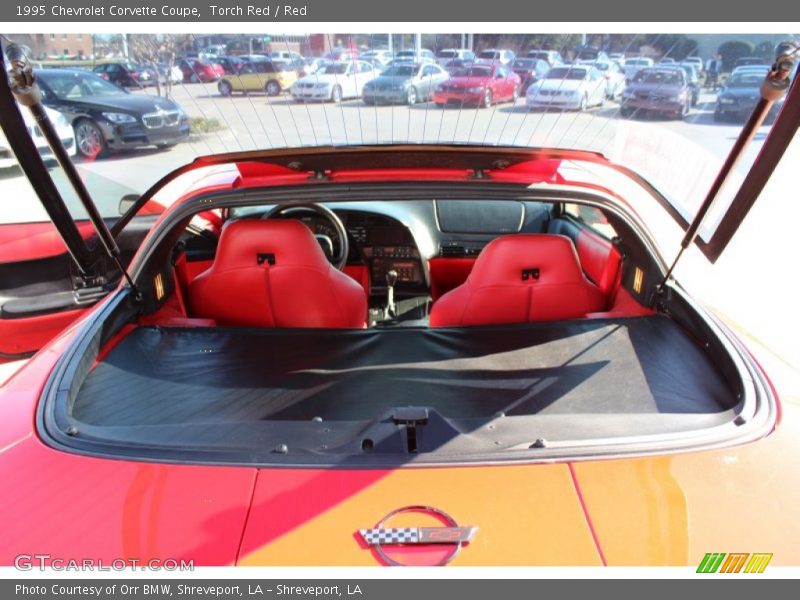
xmin=429 ymin=234 xmax=606 ymax=327
xmin=188 ymin=219 xmax=367 ymax=328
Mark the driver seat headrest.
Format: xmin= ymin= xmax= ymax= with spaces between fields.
xmin=211 ymin=219 xmax=331 ymax=272
xmin=187 ymin=219 xmax=367 ymax=329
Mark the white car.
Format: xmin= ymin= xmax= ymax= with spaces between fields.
xmin=360 ymin=49 xmax=394 ymax=67
xmin=622 ymin=57 xmax=654 ymax=81
xmin=526 ymin=65 xmax=607 ymax=111
xmin=291 ymin=61 xmax=379 ymax=102
xmin=0 ymin=106 xmax=75 ymax=169
xmin=475 ymin=48 xmax=515 ymax=65
xmin=579 ymin=60 xmax=626 ymax=99
xmin=682 ymin=56 xmax=705 ymax=74
xmin=435 ymin=48 xmax=476 ymax=64
xmin=271 ymin=50 xmax=304 ymax=64
xmin=393 ymin=49 xmax=436 ymax=64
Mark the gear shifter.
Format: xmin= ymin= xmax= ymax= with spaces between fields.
xmin=385 ymin=269 xmax=398 ymax=319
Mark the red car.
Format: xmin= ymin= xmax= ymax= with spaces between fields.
xmin=178 ymin=58 xmax=225 ymax=83
xmin=433 ymin=63 xmax=521 ymax=108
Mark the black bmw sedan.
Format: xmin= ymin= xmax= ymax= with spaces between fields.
xmin=35 ymin=68 xmax=190 ymax=159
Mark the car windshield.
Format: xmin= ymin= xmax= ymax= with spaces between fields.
xmin=453 ymin=66 xmax=492 ymax=77
xmin=319 ymin=63 xmax=349 ymax=75
xmin=37 ymin=70 xmax=127 ymax=99
xmin=380 ymin=65 xmax=418 ymax=77
xmin=727 ymin=72 xmax=767 ymax=86
xmin=633 ymin=70 xmax=682 ymax=85
xmin=545 ymin=67 xmax=587 ymax=80
xmin=2 ymin=30 xmax=795 ymax=244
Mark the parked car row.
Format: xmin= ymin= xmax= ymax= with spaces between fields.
xmin=204 ymin=54 xmax=773 ymax=122
xmin=11 ymin=55 xmax=774 ymax=169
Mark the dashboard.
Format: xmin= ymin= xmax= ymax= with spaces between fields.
xmin=281 ymin=210 xmax=425 ymax=293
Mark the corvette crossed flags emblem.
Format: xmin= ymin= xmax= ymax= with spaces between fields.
xmin=359 ymin=526 xmax=476 ymax=545
xmin=358 ymin=505 xmax=478 ymax=566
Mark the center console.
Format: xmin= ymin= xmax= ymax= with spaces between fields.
xmin=362 ymin=245 xmax=424 ymax=289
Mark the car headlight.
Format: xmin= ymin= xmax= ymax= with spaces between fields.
xmin=315 ymin=82 xmax=329 ymax=89
xmin=102 ymin=112 xmax=137 ymax=124
xmin=55 ymin=113 xmax=70 ymax=128
xmin=140 ymin=72 xmax=150 ymax=80
xmin=719 ymin=97 xmax=734 ymax=104
xmin=467 ymin=86 xmax=483 ymax=94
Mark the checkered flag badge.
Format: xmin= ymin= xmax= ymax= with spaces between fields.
xmin=359 ymin=527 xmax=420 ymax=545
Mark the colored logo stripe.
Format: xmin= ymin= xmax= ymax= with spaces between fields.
xmin=697 ymin=552 xmax=772 ymax=573
xmin=719 ymin=553 xmax=749 ymax=573
xmin=697 ymin=553 xmax=726 ymax=573
xmin=744 ymin=553 xmax=773 ymax=573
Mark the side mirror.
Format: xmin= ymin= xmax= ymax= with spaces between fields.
xmin=119 ymin=194 xmax=139 ymax=216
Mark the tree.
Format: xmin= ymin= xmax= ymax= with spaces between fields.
xmin=128 ymin=34 xmax=192 ymax=98
xmin=754 ymin=40 xmax=776 ymax=61
xmin=717 ymin=40 xmax=755 ymax=71
xmin=647 ymin=34 xmax=699 ymax=61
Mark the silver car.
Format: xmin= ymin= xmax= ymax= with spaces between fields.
xmin=362 ymin=63 xmax=449 ymax=105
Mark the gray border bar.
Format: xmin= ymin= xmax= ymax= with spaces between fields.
xmin=1 ymin=1 xmax=799 ymax=22
xmin=3 ymin=579 xmax=789 ymax=600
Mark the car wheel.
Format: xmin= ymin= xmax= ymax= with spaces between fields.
xmin=435 ymin=102 xmax=445 ymax=108
xmin=578 ymin=94 xmax=588 ymax=111
xmin=74 ymin=118 xmax=107 ymax=160
xmin=406 ymin=86 xmax=417 ymax=106
xmin=619 ymin=105 xmax=633 ymax=118
xmin=218 ymin=80 xmax=233 ymax=96
xmin=483 ymin=89 xmax=493 ymax=108
xmin=511 ymin=86 xmax=519 ymax=102
xmin=331 ymin=85 xmax=343 ymax=103
xmin=677 ymin=101 xmax=690 ymax=120
xmin=189 ymin=73 xmax=199 ymax=84
xmin=265 ymin=80 xmax=281 ymax=97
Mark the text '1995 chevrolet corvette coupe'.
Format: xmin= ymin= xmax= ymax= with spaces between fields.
xmin=0 ymin=39 xmax=799 ymax=568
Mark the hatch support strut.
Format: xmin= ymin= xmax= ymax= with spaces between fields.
xmin=3 ymin=42 xmax=140 ymax=297
xmin=657 ymin=45 xmax=798 ymax=292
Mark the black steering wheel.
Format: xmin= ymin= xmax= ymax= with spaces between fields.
xmin=261 ymin=203 xmax=349 ymax=271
